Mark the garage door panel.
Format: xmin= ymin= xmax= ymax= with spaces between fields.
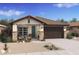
xmin=44 ymin=26 xmax=64 ymax=38
xmin=45 ymin=31 xmax=63 ymax=38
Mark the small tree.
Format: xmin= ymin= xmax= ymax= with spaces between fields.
xmin=57 ymin=18 xmax=67 ymax=23
xmin=70 ymin=18 xmax=77 ymax=22
xmin=60 ymin=19 xmax=65 ymax=22
xmin=0 ymin=19 xmax=13 ymax=42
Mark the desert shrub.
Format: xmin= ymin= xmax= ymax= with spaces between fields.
xmin=67 ymin=32 xmax=79 ymax=39
xmin=44 ymin=44 xmax=60 ymax=50
xmin=67 ymin=33 xmax=73 ymax=39
xmin=71 ymin=32 xmax=78 ymax=37
xmin=44 ymin=45 xmax=49 ymax=48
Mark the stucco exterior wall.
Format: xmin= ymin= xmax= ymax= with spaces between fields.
xmin=35 ymin=25 xmax=44 ymax=40
xmin=12 ymin=25 xmax=17 ymax=42
xmin=28 ymin=25 xmax=32 ymax=34
xmin=64 ymin=26 xmax=69 ymax=38
xmin=38 ymin=25 xmax=44 ymax=40
xmin=13 ymin=18 xmax=42 ymax=25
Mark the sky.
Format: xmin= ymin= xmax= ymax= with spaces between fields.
xmin=0 ymin=3 xmax=79 ymax=21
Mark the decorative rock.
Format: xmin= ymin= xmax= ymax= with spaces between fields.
xmin=1 ymin=49 xmax=7 ymax=54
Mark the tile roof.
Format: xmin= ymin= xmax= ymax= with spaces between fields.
xmin=69 ymin=22 xmax=79 ymax=26
xmin=34 ymin=16 xmax=68 ymax=25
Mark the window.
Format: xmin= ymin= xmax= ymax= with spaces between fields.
xmin=18 ymin=27 xmax=27 ymax=37
xmin=28 ymin=19 xmax=30 ymax=23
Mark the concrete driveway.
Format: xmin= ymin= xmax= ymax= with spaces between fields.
xmin=27 ymin=39 xmax=79 ymax=55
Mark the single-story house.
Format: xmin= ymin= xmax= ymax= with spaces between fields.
xmin=68 ymin=22 xmax=79 ymax=36
xmin=69 ymin=22 xmax=79 ymax=28
xmin=10 ymin=15 xmax=68 ymax=42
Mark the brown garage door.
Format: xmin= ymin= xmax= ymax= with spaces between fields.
xmin=44 ymin=26 xmax=64 ymax=39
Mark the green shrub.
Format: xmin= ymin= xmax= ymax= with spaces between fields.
xmin=67 ymin=32 xmax=79 ymax=39
xmin=67 ymin=33 xmax=73 ymax=39
xmin=0 ymin=35 xmax=7 ymax=43
xmin=44 ymin=45 xmax=49 ymax=48
xmin=71 ymin=32 xmax=78 ymax=37
xmin=0 ymin=33 xmax=12 ymax=43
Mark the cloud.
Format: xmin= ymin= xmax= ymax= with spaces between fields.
xmin=0 ymin=10 xmax=25 ymax=16
xmin=53 ymin=3 xmax=79 ymax=8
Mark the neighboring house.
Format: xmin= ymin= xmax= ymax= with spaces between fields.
xmin=10 ymin=15 xmax=68 ymax=42
xmin=0 ymin=24 xmax=6 ymax=34
xmin=68 ymin=22 xmax=79 ymax=36
xmin=69 ymin=22 xmax=79 ymax=28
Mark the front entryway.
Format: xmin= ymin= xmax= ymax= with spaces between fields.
xmin=17 ymin=25 xmax=37 ymax=41
xmin=17 ymin=26 xmax=28 ymax=41
xmin=32 ymin=26 xmax=36 ymax=38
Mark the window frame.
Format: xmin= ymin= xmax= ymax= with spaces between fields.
xmin=18 ymin=26 xmax=28 ymax=37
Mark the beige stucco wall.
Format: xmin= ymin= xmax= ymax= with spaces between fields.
xmin=12 ymin=25 xmax=17 ymax=42
xmin=35 ymin=25 xmax=44 ymax=39
xmin=28 ymin=25 xmax=32 ymax=34
xmin=38 ymin=25 xmax=44 ymax=40
xmin=64 ymin=26 xmax=69 ymax=38
xmin=13 ymin=18 xmax=42 ymax=25
xmin=12 ymin=18 xmax=44 ymax=41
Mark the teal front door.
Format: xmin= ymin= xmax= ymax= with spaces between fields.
xmin=32 ymin=26 xmax=36 ymax=38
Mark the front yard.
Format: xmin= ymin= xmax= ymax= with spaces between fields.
xmin=0 ymin=39 xmax=79 ymax=55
